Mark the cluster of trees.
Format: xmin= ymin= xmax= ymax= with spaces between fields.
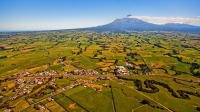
xmin=59 ymin=56 xmax=66 ymax=62
xmin=141 ymin=99 xmax=164 ymax=110
xmin=153 ymin=43 xmax=165 ymax=49
xmin=141 ymin=99 xmax=149 ymax=104
xmin=165 ymin=53 xmax=200 ymax=76
xmin=170 ymin=66 xmax=183 ymax=75
xmin=77 ymin=42 xmax=82 ymax=48
xmin=117 ymin=76 xmax=200 ymax=100
xmin=139 ymin=64 xmax=151 ymax=74
xmin=28 ymin=78 xmax=52 ymax=95
xmin=177 ymin=90 xmax=200 ymax=99
xmin=33 ymin=103 xmax=43 ymax=110
xmin=196 ymin=106 xmax=200 ymax=111
xmin=194 ymin=71 xmax=200 ymax=77
xmin=0 ymin=101 xmax=9 ymax=109
xmin=99 ymin=57 xmax=107 ymax=62
xmin=139 ymin=79 xmax=190 ymax=99
xmin=84 ymin=46 xmax=88 ymax=51
xmin=31 ymin=83 xmax=46 ymax=92
xmin=93 ymin=50 xmax=102 ymax=58
xmin=0 ymin=56 xmax=7 ymax=59
xmin=164 ymin=53 xmax=200 ymax=76
xmin=181 ymin=44 xmax=200 ymax=52
xmin=99 ymin=44 xmax=109 ymax=50
xmin=0 ymin=46 xmax=4 ymax=51
xmin=126 ymin=52 xmax=137 ymax=58
xmin=150 ymin=79 xmax=200 ymax=99
xmin=93 ymin=53 xmax=97 ymax=57
xmin=28 ymin=88 xmax=47 ymax=99
xmin=181 ymin=44 xmax=192 ymax=48
xmin=122 ymin=47 xmax=126 ymax=52
xmin=172 ymin=49 xmax=179 ymax=54
xmin=77 ymin=48 xmax=82 ymax=55
xmin=190 ymin=63 xmax=200 ymax=76
xmin=97 ymin=50 xmax=102 ymax=55
xmin=71 ymin=51 xmax=76 ymax=55
xmin=174 ymin=78 xmax=196 ymax=89
xmin=95 ymin=41 xmax=101 ymax=45
xmin=176 ymin=90 xmax=190 ymax=99
xmin=134 ymin=79 xmax=159 ymax=93
xmin=164 ymin=53 xmax=182 ymax=62
xmin=190 ymin=63 xmax=199 ymax=73
xmin=47 ymin=42 xmax=61 ymax=49
xmin=27 ymin=84 xmax=56 ymax=99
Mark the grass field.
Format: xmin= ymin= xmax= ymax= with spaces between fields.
xmin=0 ymin=31 xmax=200 ymax=112
xmin=68 ymin=87 xmax=114 ymax=112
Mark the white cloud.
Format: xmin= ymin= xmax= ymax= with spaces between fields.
xmin=126 ymin=16 xmax=200 ymax=26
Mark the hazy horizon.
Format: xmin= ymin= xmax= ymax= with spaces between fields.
xmin=0 ymin=0 xmax=200 ymax=31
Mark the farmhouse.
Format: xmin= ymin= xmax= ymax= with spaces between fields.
xmin=114 ymin=66 xmax=130 ymax=75
xmin=125 ymin=62 xmax=134 ymax=68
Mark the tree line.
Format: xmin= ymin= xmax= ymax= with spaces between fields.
xmin=116 ymin=76 xmax=200 ymax=100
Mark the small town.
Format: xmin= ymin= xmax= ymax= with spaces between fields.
xmin=0 ymin=66 xmax=129 ymax=112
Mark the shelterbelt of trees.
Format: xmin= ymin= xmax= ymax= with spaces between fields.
xmin=117 ymin=76 xmax=200 ymax=100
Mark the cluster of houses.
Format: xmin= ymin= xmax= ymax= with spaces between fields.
xmin=2 ymin=67 xmax=115 ymax=112
xmin=11 ymin=77 xmax=51 ymax=100
xmin=12 ymin=69 xmax=100 ymax=78
xmin=34 ymin=70 xmax=61 ymax=77
xmin=114 ymin=66 xmax=130 ymax=75
xmin=34 ymin=104 xmax=49 ymax=112
xmin=62 ymin=77 xmax=110 ymax=91
xmin=73 ymin=69 xmax=99 ymax=75
xmin=11 ymin=77 xmax=57 ymax=101
xmin=11 ymin=79 xmax=32 ymax=100
xmin=7 ymin=65 xmax=127 ymax=101
xmin=12 ymin=70 xmax=62 ymax=78
xmin=32 ymin=78 xmax=45 ymax=85
xmin=14 ymin=78 xmax=27 ymax=85
xmin=3 ymin=109 xmax=12 ymax=112
xmin=38 ymin=105 xmax=48 ymax=111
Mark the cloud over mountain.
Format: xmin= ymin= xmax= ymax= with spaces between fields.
xmin=126 ymin=16 xmax=200 ymax=26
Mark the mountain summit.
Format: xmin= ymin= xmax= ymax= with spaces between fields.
xmin=126 ymin=14 xmax=132 ymax=18
xmin=107 ymin=18 xmax=157 ymax=30
xmin=82 ymin=16 xmax=200 ymax=32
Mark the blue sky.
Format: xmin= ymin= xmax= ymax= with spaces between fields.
xmin=0 ymin=0 xmax=200 ymax=31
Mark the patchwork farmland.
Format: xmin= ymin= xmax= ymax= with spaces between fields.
xmin=0 ymin=31 xmax=200 ymax=112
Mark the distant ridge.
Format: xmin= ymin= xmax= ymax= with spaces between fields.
xmin=1 ymin=15 xmax=200 ymax=33
xmin=79 ymin=16 xmax=200 ymax=32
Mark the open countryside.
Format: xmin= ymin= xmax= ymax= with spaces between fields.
xmin=0 ymin=31 xmax=200 ymax=112
xmin=1 ymin=0 xmax=200 ymax=112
